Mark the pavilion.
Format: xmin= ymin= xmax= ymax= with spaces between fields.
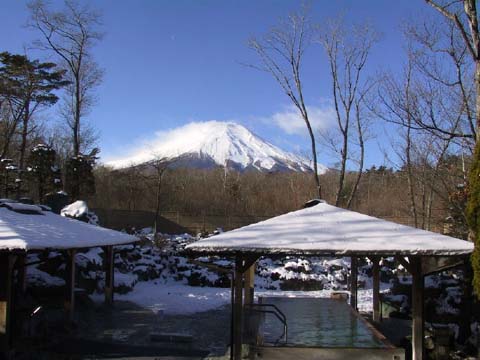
xmin=0 ymin=202 xmax=139 ymax=356
xmin=186 ymin=201 xmax=474 ymax=360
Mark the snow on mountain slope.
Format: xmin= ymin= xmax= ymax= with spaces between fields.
xmin=107 ymin=121 xmax=327 ymax=173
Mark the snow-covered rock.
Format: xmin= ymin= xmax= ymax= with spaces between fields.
xmin=61 ymin=200 xmax=89 ymax=218
xmin=61 ymin=200 xmax=99 ymax=225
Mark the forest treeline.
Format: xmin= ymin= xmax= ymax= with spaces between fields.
xmin=91 ymin=154 xmax=468 ymax=239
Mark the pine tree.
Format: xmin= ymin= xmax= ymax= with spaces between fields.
xmin=27 ymin=144 xmax=61 ymax=203
xmin=0 ymin=51 xmax=68 ymax=196
xmin=0 ymin=158 xmax=18 ymax=199
xmin=65 ymin=152 xmax=97 ymax=201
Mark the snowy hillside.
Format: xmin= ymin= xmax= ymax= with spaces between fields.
xmin=106 ymin=121 xmax=327 ymax=173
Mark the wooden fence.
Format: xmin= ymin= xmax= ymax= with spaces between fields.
xmin=92 ymin=208 xmax=446 ymax=235
xmin=92 ymin=208 xmax=273 ymax=234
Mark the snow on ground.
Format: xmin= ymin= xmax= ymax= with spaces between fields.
xmin=28 ymin=266 xmax=65 ymax=287
xmin=114 ymin=271 xmax=138 ymax=288
xmin=256 ymin=288 xmax=375 ymax=313
xmin=111 ymin=281 xmax=231 ymax=315
xmin=98 ymin=280 xmax=381 ymax=316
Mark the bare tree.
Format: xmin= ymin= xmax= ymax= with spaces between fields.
xmin=376 ymin=48 xmax=461 ymax=229
xmin=383 ymin=9 xmax=475 ymax=149
xmin=347 ymin=89 xmax=370 ymax=209
xmin=150 ymin=158 xmax=172 ymax=238
xmin=318 ymin=19 xmax=378 ymax=207
xmin=28 ymin=0 xmax=103 ymax=157
xmin=377 ymin=56 xmax=422 ymax=226
xmin=376 ymin=16 xmax=475 ymax=340
xmin=422 ymin=1 xmax=480 ymax=341
xmin=248 ymin=8 xmax=323 ymax=198
xmin=425 ymin=0 xmax=479 ymax=135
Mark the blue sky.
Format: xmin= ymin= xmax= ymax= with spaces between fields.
xmin=1 ymin=1 xmax=435 ymax=168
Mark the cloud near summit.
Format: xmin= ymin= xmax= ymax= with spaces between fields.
xmin=102 ymin=103 xmax=335 ymax=166
xmin=268 ymin=103 xmax=336 ymax=136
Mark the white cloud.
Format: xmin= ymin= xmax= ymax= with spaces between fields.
xmin=269 ymin=103 xmax=336 ymax=136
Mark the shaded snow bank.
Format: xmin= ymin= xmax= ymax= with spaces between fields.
xmin=111 ymin=282 xmax=231 ymax=315
xmin=103 ymin=282 xmax=378 ymax=316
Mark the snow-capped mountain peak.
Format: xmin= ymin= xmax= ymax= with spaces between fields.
xmin=106 ymin=121 xmax=326 ymax=173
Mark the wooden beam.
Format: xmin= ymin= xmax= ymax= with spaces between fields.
xmin=236 ymin=254 xmax=259 ymax=274
xmin=410 ymin=256 xmax=424 ymax=360
xmin=243 ymin=263 xmax=255 ymax=306
xmin=233 ymin=256 xmax=244 ymax=360
xmin=0 ymin=254 xmax=16 ymax=354
xmin=396 ymin=256 xmax=413 ymax=274
xmin=189 ymin=259 xmax=232 ymax=273
xmin=350 ymin=257 xmax=358 ymax=311
xmin=371 ymin=256 xmax=381 ymax=322
xmin=104 ymin=246 xmax=114 ymax=305
xmin=64 ymin=249 xmax=76 ymax=324
xmin=421 ymin=256 xmax=465 ymax=276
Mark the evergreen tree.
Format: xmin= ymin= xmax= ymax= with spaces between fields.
xmin=0 ymin=52 xmax=67 ymax=191
xmin=0 ymin=158 xmax=18 ymax=199
xmin=27 ymin=144 xmax=61 ymax=203
xmin=65 ymin=152 xmax=97 ymax=201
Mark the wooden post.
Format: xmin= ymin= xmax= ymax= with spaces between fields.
xmin=410 ymin=257 xmax=424 ymax=360
xmin=372 ymin=256 xmax=381 ymax=322
xmin=230 ymin=273 xmax=235 ymax=360
xmin=64 ymin=249 xmax=76 ymax=324
xmin=104 ymin=246 xmax=114 ymax=305
xmin=0 ymin=254 xmax=16 ymax=354
xmin=15 ymin=255 xmax=26 ymax=294
xmin=350 ymin=256 xmax=358 ymax=311
xmin=243 ymin=263 xmax=255 ymax=305
xmin=233 ymin=256 xmax=244 ymax=360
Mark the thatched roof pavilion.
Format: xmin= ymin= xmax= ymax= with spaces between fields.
xmin=0 ymin=203 xmax=139 ymax=355
xmin=187 ymin=201 xmax=474 ymax=360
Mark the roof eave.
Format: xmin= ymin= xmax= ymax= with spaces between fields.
xmin=185 ymin=247 xmax=474 ymax=257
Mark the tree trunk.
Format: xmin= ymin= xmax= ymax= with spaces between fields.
xmin=406 ymin=126 xmax=418 ymax=228
xmin=74 ymin=71 xmax=81 ymax=157
xmin=336 ymin=129 xmax=349 ymax=207
xmin=346 ymin=103 xmax=364 ymax=209
xmin=18 ymin=103 xmax=29 ymax=172
xmin=153 ymin=175 xmax=162 ymax=239
xmin=0 ymin=114 xmax=21 ymax=160
xmin=303 ymin=114 xmax=322 ymax=199
xmin=476 ymin=61 xmax=480 ymax=135
xmin=17 ymin=101 xmax=30 ymax=199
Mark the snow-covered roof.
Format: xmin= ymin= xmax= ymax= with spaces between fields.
xmin=186 ymin=203 xmax=474 ymax=256
xmin=0 ymin=207 xmax=138 ymax=251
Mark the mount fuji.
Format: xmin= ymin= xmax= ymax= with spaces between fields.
xmin=106 ymin=121 xmax=327 ymax=173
